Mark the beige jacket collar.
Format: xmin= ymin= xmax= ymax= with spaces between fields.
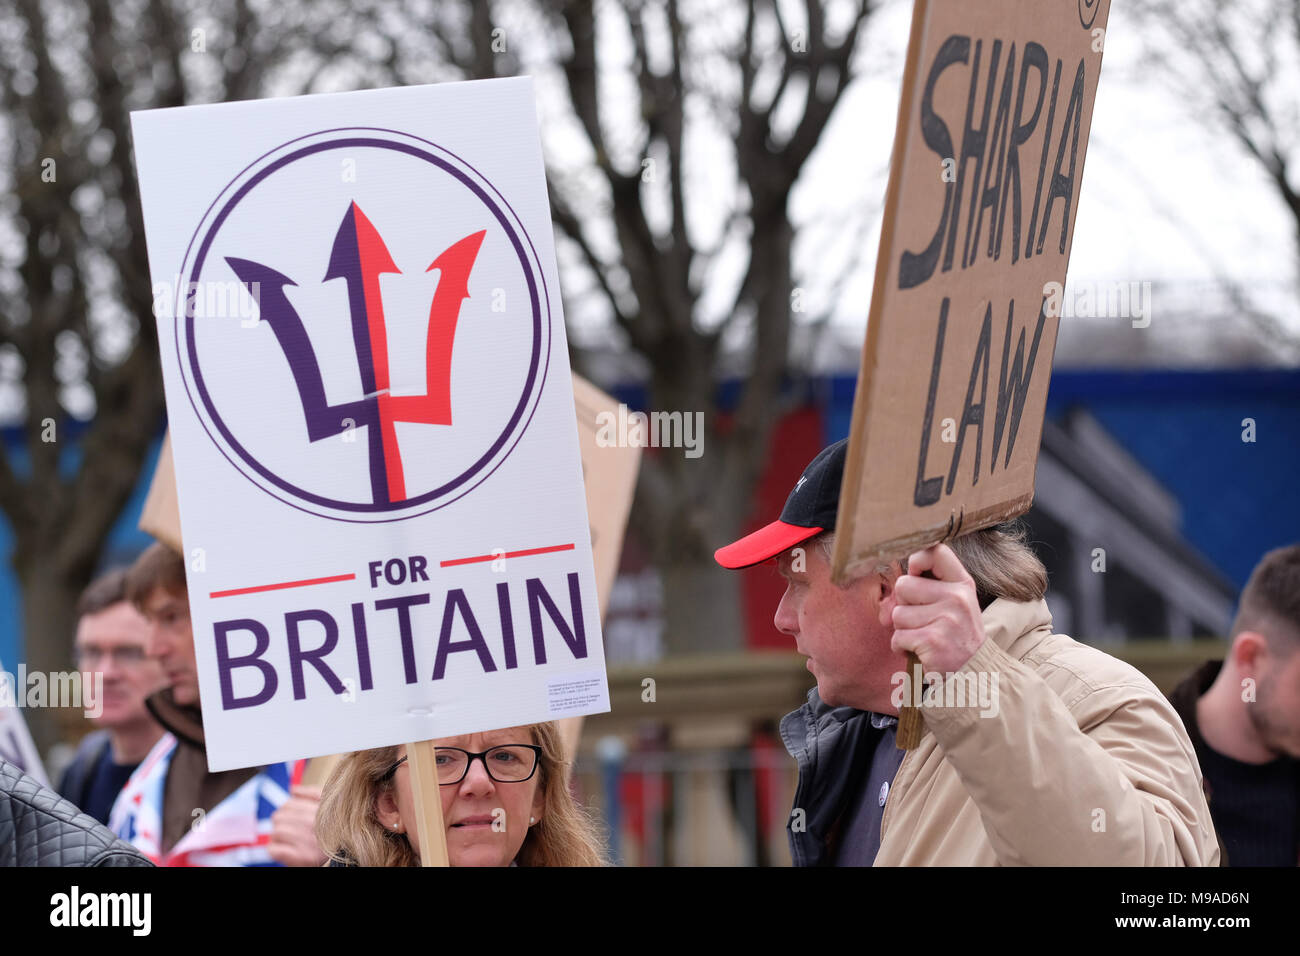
xmin=981 ymin=597 xmax=1054 ymax=662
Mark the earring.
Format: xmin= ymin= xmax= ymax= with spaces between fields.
xmin=529 ymin=816 xmax=536 ymax=824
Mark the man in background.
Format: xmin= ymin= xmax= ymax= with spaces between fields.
xmin=1169 ymin=544 xmax=1300 ymax=865
xmin=57 ymin=569 xmax=166 ymax=824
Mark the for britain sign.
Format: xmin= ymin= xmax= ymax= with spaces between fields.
xmin=131 ymin=78 xmax=608 ymax=771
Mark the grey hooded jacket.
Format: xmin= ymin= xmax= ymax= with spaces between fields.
xmin=779 ymin=689 xmax=880 ymax=866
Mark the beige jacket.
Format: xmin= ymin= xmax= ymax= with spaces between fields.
xmin=872 ymin=599 xmax=1220 ymax=865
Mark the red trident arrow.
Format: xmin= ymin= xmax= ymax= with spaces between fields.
xmin=325 ymin=202 xmax=487 ymax=504
xmin=377 ymin=228 xmax=487 ymax=501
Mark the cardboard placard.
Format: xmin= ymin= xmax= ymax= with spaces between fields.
xmin=130 ymin=78 xmax=610 ymax=773
xmin=833 ymin=0 xmax=1111 ymax=581
xmin=139 ymin=432 xmax=182 ymax=554
xmin=573 ymin=375 xmax=642 ymax=621
xmin=561 ymin=375 xmax=642 ymax=763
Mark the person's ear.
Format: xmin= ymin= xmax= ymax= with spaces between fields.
xmin=375 ymin=789 xmax=402 ymax=832
xmin=1232 ymin=631 xmax=1269 ymax=676
xmin=876 ymin=564 xmax=902 ymax=627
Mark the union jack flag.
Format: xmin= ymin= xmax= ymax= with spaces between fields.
xmin=108 ymin=733 xmax=306 ymax=866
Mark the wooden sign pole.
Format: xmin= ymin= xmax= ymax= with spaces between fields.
xmin=406 ymin=739 xmax=451 ymax=867
xmin=896 ymin=651 xmax=925 ymax=750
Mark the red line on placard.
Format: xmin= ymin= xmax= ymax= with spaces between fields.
xmin=209 ymin=573 xmax=357 ymax=599
xmin=440 ymin=543 xmax=575 ymax=569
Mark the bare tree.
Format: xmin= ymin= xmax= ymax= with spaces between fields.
xmin=1131 ymin=0 xmax=1300 ymax=352
xmin=0 ymin=0 xmax=882 ymax=753
xmin=368 ymin=0 xmax=880 ymax=654
xmin=0 ymin=0 xmax=339 ymax=749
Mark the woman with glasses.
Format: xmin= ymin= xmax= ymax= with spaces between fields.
xmin=315 ymin=721 xmax=606 ymax=866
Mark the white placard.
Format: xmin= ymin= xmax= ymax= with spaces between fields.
xmin=131 ymin=78 xmax=609 ymax=771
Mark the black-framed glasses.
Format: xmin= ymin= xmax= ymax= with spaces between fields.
xmin=378 ymin=745 xmax=542 ymax=786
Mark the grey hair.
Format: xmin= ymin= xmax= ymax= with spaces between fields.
xmin=814 ymin=532 xmax=898 ymax=577
xmin=814 ymin=522 xmax=1046 ymax=605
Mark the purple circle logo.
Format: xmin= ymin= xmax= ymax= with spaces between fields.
xmin=170 ymin=128 xmax=552 ymax=522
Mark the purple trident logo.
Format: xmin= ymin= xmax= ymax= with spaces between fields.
xmin=176 ymin=130 xmax=550 ymax=521
xmin=226 ymin=202 xmax=485 ymax=507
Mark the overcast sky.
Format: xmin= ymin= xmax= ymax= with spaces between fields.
xmin=9 ymin=0 xmax=1296 ymax=429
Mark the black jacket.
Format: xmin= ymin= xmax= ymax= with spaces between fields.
xmin=1 ymin=759 xmax=153 ymax=867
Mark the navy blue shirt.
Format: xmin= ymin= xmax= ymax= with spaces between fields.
xmin=834 ymin=713 xmax=907 ymax=866
xmin=81 ymin=745 xmax=140 ymax=826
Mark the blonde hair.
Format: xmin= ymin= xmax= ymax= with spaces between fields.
xmin=315 ymin=721 xmax=607 ymax=867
